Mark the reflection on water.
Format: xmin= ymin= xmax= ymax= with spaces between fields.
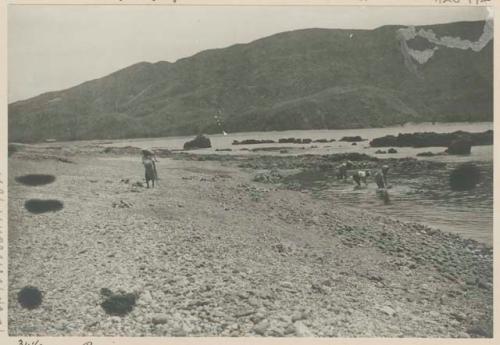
xmin=286 ymin=161 xmax=493 ymax=245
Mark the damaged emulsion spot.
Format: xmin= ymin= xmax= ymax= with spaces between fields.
xmin=397 ymin=20 xmax=493 ymax=73
xmin=15 ymin=174 xmax=56 ymax=186
xmin=25 ymin=199 xmax=64 ymax=214
xmin=18 ymin=286 xmax=43 ymax=309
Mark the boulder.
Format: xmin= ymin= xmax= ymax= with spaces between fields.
xmin=449 ymin=163 xmax=481 ymax=191
xmin=375 ymin=150 xmax=387 ymax=154
xmin=183 ymin=134 xmax=211 ymax=150
xmin=446 ymin=139 xmax=472 ymax=155
xmin=388 ymin=148 xmax=398 ymax=154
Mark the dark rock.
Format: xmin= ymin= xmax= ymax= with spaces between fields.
xmin=351 ymin=142 xmax=357 ymax=146
xmin=340 ymin=136 xmax=364 ymax=142
xmin=388 ymin=148 xmax=398 ymax=154
xmin=449 ymin=163 xmax=481 ymax=191
xmin=313 ymin=139 xmax=328 ymax=143
xmin=215 ymin=148 xmax=232 ymax=152
xmin=278 ymin=138 xmax=297 ymax=144
xmin=102 ymin=145 xmax=142 ymax=155
xmin=183 ymin=134 xmax=211 ymax=150
xmin=100 ymin=288 xmax=113 ymax=297
xmin=278 ymin=138 xmax=312 ymax=144
xmin=375 ymin=150 xmax=387 ymax=154
xmin=446 ymin=139 xmax=472 ymax=155
xmin=232 ymin=139 xmax=275 ymax=145
xmin=416 ymin=151 xmax=437 ymax=157
xmin=370 ymin=130 xmax=492 ymax=148
xmin=325 ymin=152 xmax=379 ymax=162
xmin=152 ymin=313 xmax=169 ymax=325
xmin=18 ymin=286 xmax=43 ymax=309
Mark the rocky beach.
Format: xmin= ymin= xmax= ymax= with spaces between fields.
xmin=7 ymin=142 xmax=493 ymax=337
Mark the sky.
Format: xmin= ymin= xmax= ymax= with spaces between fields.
xmin=8 ymin=5 xmax=491 ymax=103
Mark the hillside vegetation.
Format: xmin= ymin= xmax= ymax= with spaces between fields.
xmin=9 ymin=21 xmax=492 ymax=142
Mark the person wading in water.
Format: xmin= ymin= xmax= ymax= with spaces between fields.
xmin=374 ymin=164 xmax=390 ymax=204
xmin=374 ymin=165 xmax=390 ymax=189
xmin=141 ymin=149 xmax=158 ymax=188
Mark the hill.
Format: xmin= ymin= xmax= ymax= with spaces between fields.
xmin=8 ymin=20 xmax=493 ymax=142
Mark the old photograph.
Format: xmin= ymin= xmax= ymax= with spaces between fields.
xmin=6 ymin=3 xmax=494 ymax=338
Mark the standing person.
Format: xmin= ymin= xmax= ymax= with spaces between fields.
xmin=142 ymin=149 xmax=158 ymax=188
xmin=375 ymin=165 xmax=390 ymax=189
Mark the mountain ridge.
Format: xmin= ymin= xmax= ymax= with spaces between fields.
xmin=9 ymin=20 xmax=493 ymax=142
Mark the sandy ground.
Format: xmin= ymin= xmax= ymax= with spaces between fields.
xmin=8 ymin=149 xmax=493 ymax=337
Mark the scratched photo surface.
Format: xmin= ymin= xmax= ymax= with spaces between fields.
xmin=7 ymin=5 xmax=493 ymax=337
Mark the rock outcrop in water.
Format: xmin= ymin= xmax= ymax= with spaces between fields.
xmin=449 ymin=163 xmax=481 ymax=191
xmin=232 ymin=139 xmax=276 ymax=145
xmin=183 ymin=135 xmax=212 ymax=150
xmin=446 ymin=139 xmax=472 ymax=155
xmin=278 ymin=138 xmax=313 ymax=144
xmin=340 ymin=136 xmax=365 ymax=142
xmin=369 ymin=130 xmax=492 ymax=148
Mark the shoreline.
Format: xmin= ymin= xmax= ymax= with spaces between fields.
xmin=7 ymin=145 xmax=493 ymax=337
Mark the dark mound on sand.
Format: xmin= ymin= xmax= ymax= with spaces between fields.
xmin=18 ymin=286 xmax=43 ymax=309
xmin=101 ymin=292 xmax=137 ymax=316
xmin=16 ymin=174 xmax=56 ymax=186
xmin=24 ymin=199 xmax=64 ymax=214
xmin=449 ymin=163 xmax=481 ymax=191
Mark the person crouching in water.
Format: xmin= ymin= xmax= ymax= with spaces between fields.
xmin=141 ymin=150 xmax=158 ymax=188
xmin=374 ymin=165 xmax=390 ymax=189
xmin=352 ymin=170 xmax=370 ymax=187
xmin=337 ymin=161 xmax=354 ymax=180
